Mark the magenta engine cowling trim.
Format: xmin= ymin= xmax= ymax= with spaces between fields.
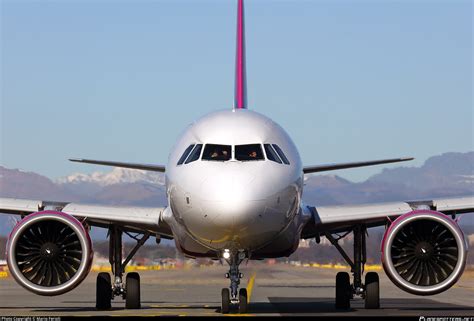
xmin=6 ymin=210 xmax=93 ymax=296
xmin=381 ymin=209 xmax=467 ymax=295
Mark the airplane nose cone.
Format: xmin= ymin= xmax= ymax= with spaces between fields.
xmin=173 ymin=163 xmax=300 ymax=250
xmin=200 ymin=168 xmax=256 ymax=202
xmin=200 ymin=169 xmax=261 ymax=229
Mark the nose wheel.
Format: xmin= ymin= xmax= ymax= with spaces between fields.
xmin=221 ymin=288 xmax=231 ymax=314
xmin=238 ymin=288 xmax=248 ymax=313
xmin=221 ymin=287 xmax=248 ymax=314
xmin=221 ymin=250 xmax=248 ymax=314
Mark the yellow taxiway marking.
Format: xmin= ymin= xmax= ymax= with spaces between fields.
xmin=113 ymin=311 xmax=187 ymax=317
xmin=150 ymin=304 xmax=190 ymax=308
xmin=453 ymin=285 xmax=474 ymax=291
xmin=134 ymin=272 xmax=257 ymax=316
xmin=226 ymin=314 xmax=255 ymax=317
xmin=247 ymin=271 xmax=257 ymax=303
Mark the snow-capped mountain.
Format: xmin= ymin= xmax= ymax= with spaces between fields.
xmin=56 ymin=168 xmax=165 ymax=186
xmin=1 ymin=151 xmax=473 ymax=236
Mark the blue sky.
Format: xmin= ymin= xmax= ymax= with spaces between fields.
xmin=1 ymin=0 xmax=472 ymax=182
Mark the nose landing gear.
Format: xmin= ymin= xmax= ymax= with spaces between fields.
xmin=221 ymin=250 xmax=249 ymax=314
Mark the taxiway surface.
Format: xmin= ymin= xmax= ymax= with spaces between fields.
xmin=0 ymin=264 xmax=473 ymax=316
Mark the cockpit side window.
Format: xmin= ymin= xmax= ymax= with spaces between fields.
xmin=272 ymin=144 xmax=290 ymax=165
xmin=235 ymin=144 xmax=264 ymax=161
xmin=264 ymin=144 xmax=282 ymax=164
xmin=184 ymin=144 xmax=203 ymax=164
xmin=202 ymin=144 xmax=232 ymax=161
xmin=177 ymin=144 xmax=195 ymax=165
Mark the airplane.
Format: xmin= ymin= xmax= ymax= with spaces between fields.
xmin=1 ymin=0 xmax=473 ymax=314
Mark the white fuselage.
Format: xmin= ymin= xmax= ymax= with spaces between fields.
xmin=163 ymin=109 xmax=310 ymax=258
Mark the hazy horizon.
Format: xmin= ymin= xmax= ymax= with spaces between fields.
xmin=0 ymin=150 xmax=472 ymax=184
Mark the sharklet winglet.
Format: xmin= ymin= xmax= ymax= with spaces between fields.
xmin=234 ymin=0 xmax=247 ymax=109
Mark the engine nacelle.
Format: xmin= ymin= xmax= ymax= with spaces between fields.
xmin=6 ymin=211 xmax=93 ymax=296
xmin=382 ymin=210 xmax=467 ymax=296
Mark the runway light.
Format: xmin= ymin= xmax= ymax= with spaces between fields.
xmin=223 ymin=249 xmax=231 ymax=259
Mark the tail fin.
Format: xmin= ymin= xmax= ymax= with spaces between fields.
xmin=234 ymin=0 xmax=247 ymax=109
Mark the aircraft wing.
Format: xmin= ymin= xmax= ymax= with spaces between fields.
xmin=0 ymin=197 xmax=173 ymax=239
xmin=303 ymin=157 xmax=414 ymax=174
xmin=69 ymin=158 xmax=166 ymax=172
xmin=301 ymin=196 xmax=474 ymax=238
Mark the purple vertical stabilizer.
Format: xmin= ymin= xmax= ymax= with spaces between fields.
xmin=234 ymin=0 xmax=247 ymax=109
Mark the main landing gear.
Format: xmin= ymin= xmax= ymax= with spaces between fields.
xmin=324 ymin=224 xmax=380 ymax=310
xmin=96 ymin=226 xmax=150 ymax=310
xmin=221 ymin=250 xmax=248 ymax=314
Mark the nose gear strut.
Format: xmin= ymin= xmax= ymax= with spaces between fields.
xmin=221 ymin=250 xmax=248 ymax=314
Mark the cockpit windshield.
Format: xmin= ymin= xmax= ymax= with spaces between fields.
xmin=184 ymin=144 xmax=202 ymax=164
xmin=272 ymin=144 xmax=290 ymax=165
xmin=202 ymin=144 xmax=232 ymax=161
xmin=235 ymin=144 xmax=264 ymax=161
xmin=177 ymin=142 xmax=288 ymax=165
xmin=264 ymin=144 xmax=282 ymax=164
xmin=177 ymin=144 xmax=195 ymax=165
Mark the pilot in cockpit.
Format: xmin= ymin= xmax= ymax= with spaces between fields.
xmin=210 ymin=148 xmax=229 ymax=160
xmin=211 ymin=150 xmax=219 ymax=158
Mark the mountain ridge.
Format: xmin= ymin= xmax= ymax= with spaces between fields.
xmin=1 ymin=151 xmax=472 ymax=235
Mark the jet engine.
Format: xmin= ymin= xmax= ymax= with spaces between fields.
xmin=382 ymin=210 xmax=467 ymax=295
xmin=6 ymin=211 xmax=93 ymax=296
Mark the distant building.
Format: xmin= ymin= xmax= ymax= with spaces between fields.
xmin=299 ymin=239 xmax=311 ymax=248
xmin=318 ymin=234 xmax=353 ymax=246
xmin=320 ymin=236 xmax=332 ymax=246
xmin=468 ymin=234 xmax=474 ymax=246
xmin=93 ymin=255 xmax=110 ymax=266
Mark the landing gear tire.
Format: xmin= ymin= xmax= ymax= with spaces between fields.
xmin=335 ymin=272 xmax=351 ymax=310
xmin=238 ymin=288 xmax=248 ymax=314
xmin=365 ymin=272 xmax=380 ymax=309
xmin=96 ymin=272 xmax=112 ymax=310
xmin=125 ymin=272 xmax=141 ymax=309
xmin=221 ymin=288 xmax=231 ymax=314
